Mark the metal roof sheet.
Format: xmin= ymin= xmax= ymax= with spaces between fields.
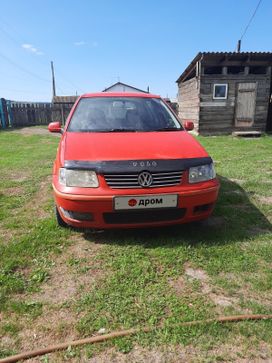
xmin=176 ymin=51 xmax=272 ymax=83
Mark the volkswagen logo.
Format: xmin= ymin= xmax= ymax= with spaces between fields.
xmin=138 ymin=171 xmax=153 ymax=187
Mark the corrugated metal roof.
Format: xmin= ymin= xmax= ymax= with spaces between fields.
xmin=176 ymin=51 xmax=272 ymax=83
xmin=202 ymin=51 xmax=272 ymax=55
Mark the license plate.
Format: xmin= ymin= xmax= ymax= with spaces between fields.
xmin=114 ymin=194 xmax=178 ymax=210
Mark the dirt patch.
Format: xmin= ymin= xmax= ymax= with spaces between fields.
xmin=185 ymin=266 xmax=209 ymax=281
xmin=39 ymin=340 xmax=272 ymax=363
xmin=17 ymin=306 xmax=81 ymax=355
xmin=27 ymin=177 xmax=52 ymax=219
xmin=184 ymin=265 xmax=212 ymax=295
xmin=183 ymin=264 xmax=240 ymax=310
xmin=8 ymin=171 xmax=29 ymax=183
xmin=229 ymin=178 xmax=245 ymax=185
xmin=0 ymin=226 xmax=15 ymax=243
xmin=210 ymin=294 xmax=237 ymax=307
xmin=2 ymin=235 xmax=105 ymax=361
xmin=13 ymin=176 xmax=52 ymax=220
xmin=0 ymin=176 xmax=52 ymax=244
xmin=3 ymin=186 xmax=24 ymax=196
xmin=168 ymin=276 xmax=185 ymax=295
xmin=31 ymin=236 xmax=103 ymax=305
xmin=88 ymin=346 xmax=190 ymax=363
xmin=31 ymin=264 xmax=78 ymax=305
xmin=12 ymin=127 xmax=60 ymax=137
xmin=257 ymin=196 xmax=272 ymax=205
xmin=217 ymin=272 xmax=272 ymax=311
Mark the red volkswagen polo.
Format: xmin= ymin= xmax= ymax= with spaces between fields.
xmin=48 ymin=92 xmax=219 ymax=229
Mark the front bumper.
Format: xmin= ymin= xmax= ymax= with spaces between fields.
xmin=53 ymin=181 xmax=220 ymax=229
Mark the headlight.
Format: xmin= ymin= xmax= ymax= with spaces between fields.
xmin=189 ymin=163 xmax=216 ymax=184
xmin=59 ymin=168 xmax=99 ymax=187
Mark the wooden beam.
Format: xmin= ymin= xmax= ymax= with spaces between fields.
xmin=202 ymin=61 xmax=271 ymax=67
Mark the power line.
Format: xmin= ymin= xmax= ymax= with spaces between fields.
xmin=240 ymin=0 xmax=263 ymax=40
xmin=0 ymin=17 xmax=84 ymax=94
xmin=0 ymin=87 xmax=49 ymax=94
xmin=0 ymin=51 xmax=51 ymax=83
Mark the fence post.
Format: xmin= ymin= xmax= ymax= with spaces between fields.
xmin=0 ymin=98 xmax=7 ymax=128
xmin=6 ymin=100 xmax=13 ymax=127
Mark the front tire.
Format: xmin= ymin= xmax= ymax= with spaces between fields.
xmin=55 ymin=206 xmax=68 ymax=227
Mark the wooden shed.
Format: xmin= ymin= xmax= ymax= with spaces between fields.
xmin=176 ymin=52 xmax=272 ymax=135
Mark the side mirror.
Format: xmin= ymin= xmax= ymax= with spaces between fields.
xmin=48 ymin=121 xmax=63 ymax=133
xmin=183 ymin=120 xmax=194 ymax=131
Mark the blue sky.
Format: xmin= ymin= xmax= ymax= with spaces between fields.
xmin=0 ymin=0 xmax=271 ymax=102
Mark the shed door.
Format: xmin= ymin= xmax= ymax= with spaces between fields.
xmin=235 ymin=82 xmax=256 ymax=127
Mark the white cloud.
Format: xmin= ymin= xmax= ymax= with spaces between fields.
xmin=22 ymin=43 xmax=32 ymax=49
xmin=74 ymin=41 xmax=86 ymax=46
xmin=21 ymin=43 xmax=44 ymax=55
xmin=73 ymin=41 xmax=98 ymax=47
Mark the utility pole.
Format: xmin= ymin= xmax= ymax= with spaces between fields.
xmin=236 ymin=40 xmax=241 ymax=53
xmin=51 ymin=61 xmax=56 ymax=98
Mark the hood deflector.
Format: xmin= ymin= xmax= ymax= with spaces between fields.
xmin=64 ymin=157 xmax=213 ymax=173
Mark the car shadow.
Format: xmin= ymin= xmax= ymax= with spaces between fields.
xmin=82 ymin=175 xmax=272 ymax=248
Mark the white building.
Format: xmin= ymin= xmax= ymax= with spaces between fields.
xmin=103 ymin=82 xmax=148 ymax=93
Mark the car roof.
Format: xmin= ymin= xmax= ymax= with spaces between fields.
xmin=80 ymin=92 xmax=161 ymax=99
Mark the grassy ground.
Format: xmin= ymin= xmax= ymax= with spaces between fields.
xmin=0 ymin=128 xmax=272 ymax=362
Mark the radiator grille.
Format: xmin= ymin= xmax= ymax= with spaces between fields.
xmin=104 ymin=171 xmax=183 ymax=189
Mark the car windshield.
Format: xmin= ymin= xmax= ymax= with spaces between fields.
xmin=68 ymin=97 xmax=182 ymax=132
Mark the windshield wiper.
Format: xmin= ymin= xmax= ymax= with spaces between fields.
xmin=74 ymin=129 xmax=138 ymax=132
xmin=152 ymin=127 xmax=180 ymax=131
xmin=107 ymin=128 xmax=137 ymax=132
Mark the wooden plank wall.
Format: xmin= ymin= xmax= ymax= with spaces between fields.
xmin=10 ymin=102 xmax=52 ymax=127
xmin=52 ymin=103 xmax=74 ymax=124
xmin=177 ymin=77 xmax=200 ymax=131
xmin=0 ymin=100 xmax=75 ymax=128
xmin=199 ymin=74 xmax=270 ymax=135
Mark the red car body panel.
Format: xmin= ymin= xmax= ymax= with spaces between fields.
xmin=50 ymin=92 xmax=220 ymax=229
xmin=63 ymin=131 xmax=208 ymax=162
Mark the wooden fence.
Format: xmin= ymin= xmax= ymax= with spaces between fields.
xmin=0 ymin=98 xmax=75 ymax=129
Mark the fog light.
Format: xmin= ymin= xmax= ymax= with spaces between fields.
xmin=60 ymin=207 xmax=94 ymax=221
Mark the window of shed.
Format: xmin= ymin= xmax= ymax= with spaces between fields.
xmin=204 ymin=66 xmax=222 ymax=75
xmin=249 ymin=66 xmax=267 ymax=74
xmin=213 ymin=84 xmax=228 ymax=99
xmin=228 ymin=66 xmax=244 ymax=74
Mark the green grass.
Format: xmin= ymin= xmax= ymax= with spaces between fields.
xmin=0 ymin=130 xmax=272 ymax=361
xmin=0 ymin=132 xmax=70 ymax=308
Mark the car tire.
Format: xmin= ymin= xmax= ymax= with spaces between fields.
xmin=55 ymin=206 xmax=68 ymax=227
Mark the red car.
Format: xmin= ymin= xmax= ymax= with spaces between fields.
xmin=48 ymin=92 xmax=219 ymax=229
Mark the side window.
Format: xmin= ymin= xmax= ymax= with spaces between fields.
xmin=213 ymin=84 xmax=228 ymax=99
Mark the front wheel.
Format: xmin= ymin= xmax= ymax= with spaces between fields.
xmin=55 ymin=206 xmax=68 ymax=227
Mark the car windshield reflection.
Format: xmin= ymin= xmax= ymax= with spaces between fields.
xmin=68 ymin=97 xmax=182 ymax=132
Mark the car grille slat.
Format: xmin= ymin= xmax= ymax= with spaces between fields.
xmin=153 ymin=171 xmax=183 ymax=176
xmin=153 ymin=176 xmax=181 ymax=180
xmin=104 ymin=170 xmax=183 ymax=189
xmin=106 ymin=178 xmax=136 ymax=181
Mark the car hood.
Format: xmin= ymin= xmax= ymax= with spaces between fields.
xmin=62 ymin=131 xmax=209 ymax=163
